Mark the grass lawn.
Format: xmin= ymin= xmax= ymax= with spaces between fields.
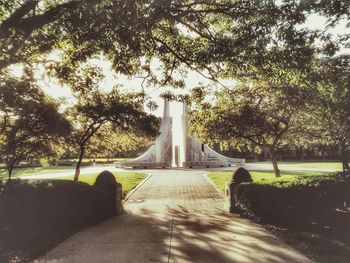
xmin=278 ymin=161 xmax=342 ymax=170
xmin=0 ymin=166 xmax=73 ymax=178
xmin=203 ymin=161 xmax=342 ymax=190
xmin=0 ymin=166 xmax=147 ymax=198
xmin=208 ymin=170 xmax=334 ymax=190
xmin=58 ymin=171 xmax=147 ymax=198
xmin=247 ymin=161 xmax=342 ymax=171
xmin=0 ymin=158 xmax=133 ymax=177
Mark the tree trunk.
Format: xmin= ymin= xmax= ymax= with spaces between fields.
xmin=7 ymin=166 xmax=13 ymax=179
xmin=300 ymin=148 xmax=304 ymax=161
xmin=74 ymin=146 xmax=85 ymax=183
xmin=253 ymin=152 xmax=258 ymax=161
xmin=341 ymin=145 xmax=349 ymax=173
xmin=6 ymin=157 xmax=14 ymax=179
xmin=270 ymin=148 xmax=281 ymax=177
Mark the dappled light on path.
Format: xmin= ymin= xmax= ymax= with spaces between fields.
xmin=36 ymin=169 xmax=311 ymax=263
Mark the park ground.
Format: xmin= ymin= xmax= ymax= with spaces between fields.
xmin=0 ymin=161 xmax=348 ymax=262
xmin=207 ymin=162 xmax=350 ymax=263
xmin=36 ymin=168 xmax=312 ymax=263
xmin=0 ymin=160 xmax=342 ymax=179
xmin=0 ymin=168 xmax=146 ymax=262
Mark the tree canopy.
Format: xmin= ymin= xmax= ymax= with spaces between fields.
xmin=306 ymin=55 xmax=350 ymax=161
xmin=0 ymin=74 xmax=71 ymax=177
xmin=1 ymin=0 xmax=323 ymax=86
xmin=0 ymin=0 xmax=349 ymax=175
xmin=68 ymin=87 xmax=160 ymax=181
xmin=190 ymin=81 xmax=312 ymax=176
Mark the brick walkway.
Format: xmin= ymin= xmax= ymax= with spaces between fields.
xmin=36 ymin=169 xmax=311 ymax=263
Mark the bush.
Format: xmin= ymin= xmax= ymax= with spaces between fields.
xmin=232 ymin=167 xmax=253 ymax=184
xmin=94 ymin=170 xmax=117 ymax=189
xmin=39 ymin=158 xmax=50 ymax=167
xmin=232 ymin=172 xmax=350 ymax=225
xmin=0 ymin=179 xmax=118 ymax=262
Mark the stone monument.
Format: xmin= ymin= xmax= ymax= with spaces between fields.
xmin=118 ymin=99 xmax=245 ymax=168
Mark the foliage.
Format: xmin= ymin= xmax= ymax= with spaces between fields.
xmin=306 ymin=55 xmax=350 ymax=159
xmin=59 ymin=171 xmax=146 ymax=198
xmin=0 ymin=0 xmax=321 ymax=87
xmin=67 ymin=87 xmax=160 ymax=181
xmin=208 ymin=170 xmax=339 ymax=191
xmin=209 ymin=170 xmax=350 ymax=225
xmin=311 ymin=0 xmax=350 ymax=52
xmin=0 ymin=74 xmax=71 ymax=177
xmin=191 ymin=81 xmax=311 ymax=176
xmin=83 ymin=125 xmax=153 ymax=158
xmin=94 ymin=170 xmax=116 ymax=189
xmin=232 ymin=167 xmax=252 ymax=184
xmin=232 ymin=172 xmax=350 ymax=225
xmin=0 ymin=178 xmax=116 ymax=262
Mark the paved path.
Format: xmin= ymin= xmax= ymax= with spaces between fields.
xmin=36 ymin=169 xmax=311 ymax=263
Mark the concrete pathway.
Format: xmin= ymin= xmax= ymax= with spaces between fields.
xmin=35 ymin=169 xmax=311 ymax=263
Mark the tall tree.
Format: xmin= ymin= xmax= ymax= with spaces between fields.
xmin=190 ymin=82 xmax=310 ymax=177
xmin=0 ymin=75 xmax=71 ymax=178
xmin=68 ymin=88 xmax=159 ymax=182
xmin=307 ymin=55 xmax=350 ymax=170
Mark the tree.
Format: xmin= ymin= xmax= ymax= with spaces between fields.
xmin=190 ymin=82 xmax=310 ymax=177
xmin=307 ymin=55 xmax=350 ymax=170
xmin=0 ymin=75 xmax=71 ymax=178
xmin=85 ymin=125 xmax=153 ymax=159
xmin=312 ymin=0 xmax=350 ymax=49
xmin=68 ymin=88 xmax=159 ymax=182
xmin=1 ymin=0 xmax=319 ymax=89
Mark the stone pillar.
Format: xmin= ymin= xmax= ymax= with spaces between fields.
xmin=180 ymin=102 xmax=188 ymax=166
xmin=156 ymin=99 xmax=172 ymax=164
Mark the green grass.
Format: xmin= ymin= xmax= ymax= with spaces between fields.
xmin=248 ymin=161 xmax=342 ymax=171
xmin=0 ymin=158 xmax=132 ymax=175
xmin=208 ymin=170 xmax=339 ymax=191
xmin=0 ymin=166 xmax=146 ymax=198
xmin=0 ymin=166 xmax=73 ymax=178
xmin=279 ymin=162 xmax=341 ymax=169
xmin=58 ymin=172 xmax=147 ymax=198
xmin=205 ymin=161 xmax=344 ymax=191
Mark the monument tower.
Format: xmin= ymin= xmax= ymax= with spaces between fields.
xmin=119 ymin=99 xmax=245 ymax=168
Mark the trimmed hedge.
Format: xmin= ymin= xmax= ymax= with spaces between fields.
xmin=232 ymin=173 xmax=350 ymax=225
xmin=0 ymin=179 xmax=118 ymax=262
xmin=232 ymin=167 xmax=253 ymax=184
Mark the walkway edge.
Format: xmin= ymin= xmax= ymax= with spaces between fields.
xmin=203 ymin=173 xmax=225 ymax=198
xmin=123 ymin=173 xmax=152 ymax=203
xmin=204 ymin=172 xmax=314 ymax=263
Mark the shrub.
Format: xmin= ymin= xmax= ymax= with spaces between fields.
xmin=232 ymin=167 xmax=253 ymax=184
xmin=94 ymin=170 xmax=117 ymax=190
xmin=38 ymin=158 xmax=50 ymax=167
xmin=232 ymin=172 xmax=350 ymax=225
xmin=0 ymin=178 xmax=118 ymax=262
